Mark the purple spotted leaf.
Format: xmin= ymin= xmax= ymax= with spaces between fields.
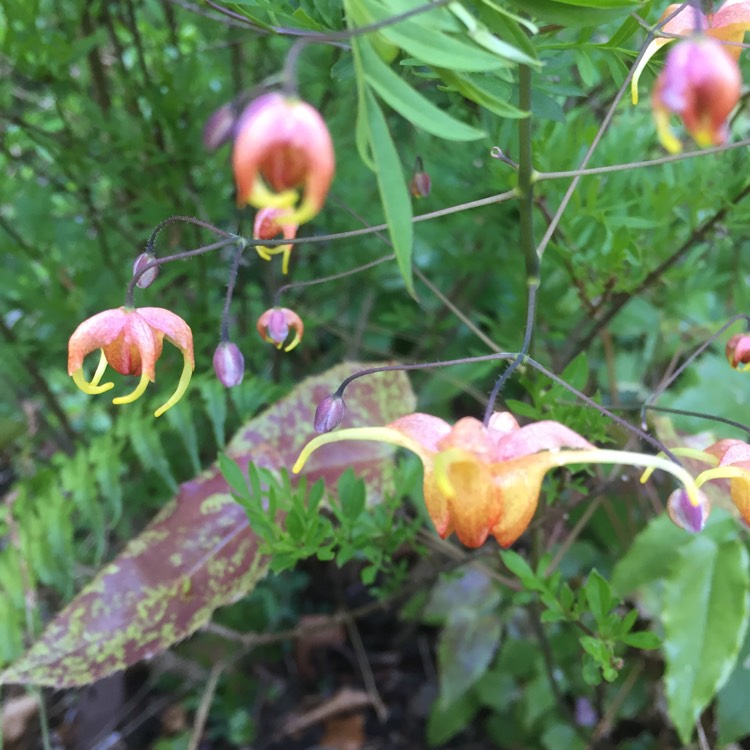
xmin=1 ymin=363 xmax=415 ymax=687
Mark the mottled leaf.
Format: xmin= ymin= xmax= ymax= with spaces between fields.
xmin=1 ymin=363 xmax=415 ymax=687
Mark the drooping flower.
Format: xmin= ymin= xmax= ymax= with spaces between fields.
xmin=294 ymin=410 xmax=705 ymax=548
xmin=632 ymin=1 xmax=750 ymax=105
xmin=647 ymin=438 xmax=750 ymax=528
xmin=253 ymin=207 xmax=298 ymax=275
xmin=697 ymin=439 xmax=750 ymax=525
xmin=213 ymin=341 xmax=245 ymax=387
xmin=232 ymin=92 xmax=335 ymax=226
xmin=256 ymin=307 xmax=304 ymax=352
xmin=68 ymin=307 xmax=194 ymax=417
xmin=726 ymin=332 xmax=750 ymax=370
xmin=651 ymin=37 xmax=741 ymax=152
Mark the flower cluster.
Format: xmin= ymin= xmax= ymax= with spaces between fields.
xmin=69 ymin=87 xmax=332 ymax=411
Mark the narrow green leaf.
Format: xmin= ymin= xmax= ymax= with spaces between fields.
xmin=437 ymin=69 xmax=527 ymax=119
xmin=621 ymin=631 xmax=662 ymax=650
xmin=663 ymin=535 xmax=750 ymax=744
xmin=358 ymin=38 xmax=485 ymax=141
xmin=363 ymin=0 xmax=509 ymax=72
xmin=364 ymin=89 xmax=414 ymax=294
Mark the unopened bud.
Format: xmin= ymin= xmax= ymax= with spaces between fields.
xmin=213 ymin=341 xmax=245 ymax=387
xmin=203 ymin=103 xmax=237 ymax=151
xmin=409 ymin=157 xmax=431 ymax=199
xmin=314 ymin=394 xmax=345 ymax=434
xmin=133 ymin=252 xmax=159 ymax=289
xmin=667 ymin=488 xmax=710 ymax=534
xmin=726 ymin=333 xmax=750 ymax=371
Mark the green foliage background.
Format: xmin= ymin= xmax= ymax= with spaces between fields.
xmin=2 ymin=0 xmax=750 ymax=746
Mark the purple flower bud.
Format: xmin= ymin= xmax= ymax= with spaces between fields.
xmin=213 ymin=341 xmax=245 ymax=387
xmin=314 ymin=394 xmax=345 ymax=434
xmin=667 ymin=488 xmax=710 ymax=534
xmin=409 ymin=170 xmax=431 ymax=199
xmin=203 ymin=103 xmax=237 ymax=151
xmin=132 ymin=252 xmax=159 ymax=289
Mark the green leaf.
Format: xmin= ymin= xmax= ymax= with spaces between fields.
xmin=621 ymin=631 xmax=662 ymax=650
xmin=426 ymin=690 xmax=478 ymax=746
xmin=437 ymin=69 xmax=527 ymax=119
xmin=218 ymin=453 xmax=248 ymax=500
xmin=358 ymin=38 xmax=485 ymax=141
xmin=717 ymin=626 xmax=750 ymax=744
xmin=584 ymin=569 xmax=613 ymax=627
xmin=364 ymin=89 xmax=414 ymax=294
xmin=363 ymin=0 xmax=510 ymax=72
xmin=500 ymin=549 xmax=537 ymax=587
xmin=663 ymin=535 xmax=750 ymax=744
xmin=611 ymin=514 xmax=692 ymax=596
xmin=438 ymin=607 xmax=502 ymax=705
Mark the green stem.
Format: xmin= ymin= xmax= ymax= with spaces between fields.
xmin=483 ymin=64 xmax=538 ymax=424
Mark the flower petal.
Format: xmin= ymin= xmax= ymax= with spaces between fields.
xmin=490 ymin=455 xmax=553 ymax=548
xmin=386 ymin=413 xmax=452 ymax=455
xmin=433 ymin=449 xmax=496 ymax=547
xmin=137 ymin=307 xmax=195 ymax=364
xmin=68 ymin=308 xmax=129 ymax=374
xmin=493 ymin=420 xmax=595 ymax=461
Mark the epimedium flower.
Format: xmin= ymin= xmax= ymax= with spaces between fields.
xmin=632 ymin=1 xmax=750 ymax=105
xmin=642 ymin=438 xmax=750 ymax=528
xmin=699 ymin=439 xmax=750 ymax=525
xmin=256 ymin=307 xmax=304 ymax=352
xmin=68 ymin=306 xmax=194 ymax=418
xmin=232 ymin=92 xmax=335 ymax=226
xmin=726 ymin=332 xmax=750 ymax=370
xmin=253 ymin=207 xmax=298 ymax=275
xmin=651 ymin=36 xmax=741 ymax=153
xmin=293 ymin=410 xmax=705 ymax=548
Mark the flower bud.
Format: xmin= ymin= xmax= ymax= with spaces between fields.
xmin=314 ymin=394 xmax=345 ymax=433
xmin=409 ymin=157 xmax=431 ymax=199
xmin=726 ymin=333 xmax=750 ymax=371
xmin=132 ymin=252 xmax=159 ymax=289
xmin=213 ymin=341 xmax=245 ymax=387
xmin=666 ymin=488 xmax=710 ymax=534
xmin=256 ymin=307 xmax=304 ymax=352
xmin=652 ymin=37 xmax=741 ymax=153
xmin=203 ymin=103 xmax=237 ymax=151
